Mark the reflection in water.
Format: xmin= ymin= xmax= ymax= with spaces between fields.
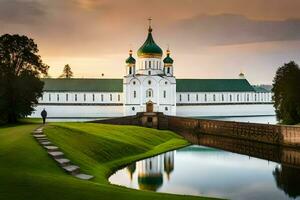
xmin=110 ymin=135 xmax=300 ymax=200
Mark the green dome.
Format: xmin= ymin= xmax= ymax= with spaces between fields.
xmin=163 ymin=50 xmax=173 ymax=64
xmin=126 ymin=50 xmax=136 ymax=64
xmin=137 ymin=27 xmax=163 ymax=58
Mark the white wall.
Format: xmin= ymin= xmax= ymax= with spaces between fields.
xmin=176 ymin=104 xmax=275 ymax=117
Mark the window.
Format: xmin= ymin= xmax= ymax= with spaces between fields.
xmin=149 ymin=61 xmax=151 ymax=68
xmin=187 ymin=94 xmax=190 ymax=101
xmin=148 ymin=71 xmax=151 ymax=75
xmin=222 ymin=94 xmax=224 ymax=101
xmin=230 ymin=94 xmax=232 ymax=102
xmin=196 ymin=94 xmax=199 ymax=101
xmin=84 ymin=94 xmax=86 ymax=101
xmin=157 ymin=61 xmax=159 ymax=68
xmin=92 ymin=94 xmax=95 ymax=102
xmin=179 ymin=94 xmax=182 ymax=102
xmin=237 ymin=94 xmax=239 ymax=102
xmin=133 ymin=91 xmax=136 ymax=98
xmin=57 ymin=94 xmax=59 ymax=101
xmin=110 ymin=94 xmax=112 ymax=101
xmin=118 ymin=94 xmax=120 ymax=101
xmin=146 ymin=89 xmax=153 ymax=98
xmin=75 ymin=94 xmax=77 ymax=101
xmin=145 ymin=61 xmax=147 ymax=69
xmin=247 ymin=94 xmax=249 ymax=102
xmin=133 ymin=81 xmax=136 ymax=85
xmin=204 ymin=94 xmax=207 ymax=102
xmin=254 ymin=94 xmax=257 ymax=101
xmin=165 ymin=107 xmax=168 ymax=111
xmin=101 ymin=94 xmax=103 ymax=102
xmin=148 ymin=80 xmax=151 ymax=85
xmin=129 ymin=67 xmax=132 ymax=74
xmin=163 ymin=90 xmax=166 ymax=98
xmin=213 ymin=94 xmax=216 ymax=101
xmin=167 ymin=67 xmax=170 ymax=74
xmin=49 ymin=94 xmax=51 ymax=101
xmin=165 ymin=81 xmax=168 ymax=85
xmin=66 ymin=94 xmax=68 ymax=101
xmin=132 ymin=107 xmax=135 ymax=111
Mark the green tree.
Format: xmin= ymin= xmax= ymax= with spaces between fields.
xmin=272 ymin=61 xmax=300 ymax=124
xmin=59 ymin=64 xmax=73 ymax=78
xmin=0 ymin=34 xmax=49 ymax=123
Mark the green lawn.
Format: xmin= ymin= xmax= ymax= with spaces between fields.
xmin=0 ymin=122 xmax=219 ymax=200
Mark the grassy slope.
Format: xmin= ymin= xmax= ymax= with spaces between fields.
xmin=0 ymin=122 xmax=218 ymax=200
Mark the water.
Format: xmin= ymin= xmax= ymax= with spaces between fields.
xmin=109 ymin=138 xmax=300 ymax=200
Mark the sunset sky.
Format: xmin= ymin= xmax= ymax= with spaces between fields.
xmin=1 ymin=0 xmax=300 ymax=84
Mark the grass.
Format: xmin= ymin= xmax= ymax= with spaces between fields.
xmin=0 ymin=122 xmax=219 ymax=200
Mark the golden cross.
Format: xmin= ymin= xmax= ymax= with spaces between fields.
xmin=148 ymin=17 xmax=152 ymax=27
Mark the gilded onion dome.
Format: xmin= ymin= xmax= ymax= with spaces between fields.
xmin=126 ymin=50 xmax=136 ymax=64
xmin=163 ymin=49 xmax=173 ymax=65
xmin=137 ymin=26 xmax=163 ymax=58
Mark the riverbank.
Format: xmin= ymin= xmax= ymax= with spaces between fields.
xmin=0 ymin=121 xmax=218 ymax=200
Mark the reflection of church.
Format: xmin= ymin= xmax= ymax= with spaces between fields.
xmin=126 ymin=151 xmax=175 ymax=191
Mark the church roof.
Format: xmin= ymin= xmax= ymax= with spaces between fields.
xmin=42 ymin=78 xmax=123 ymax=92
xmin=252 ymin=85 xmax=271 ymax=93
xmin=42 ymin=78 xmax=258 ymax=93
xmin=176 ymin=79 xmax=255 ymax=92
xmin=137 ymin=26 xmax=163 ymax=58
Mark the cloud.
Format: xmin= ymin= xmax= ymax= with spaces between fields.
xmin=166 ymin=14 xmax=300 ymax=48
xmin=0 ymin=0 xmax=45 ymax=24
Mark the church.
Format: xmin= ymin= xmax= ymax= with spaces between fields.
xmin=31 ymin=22 xmax=274 ymax=118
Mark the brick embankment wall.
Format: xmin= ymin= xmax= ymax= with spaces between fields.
xmin=92 ymin=115 xmax=140 ymax=126
xmin=163 ymin=116 xmax=300 ymax=148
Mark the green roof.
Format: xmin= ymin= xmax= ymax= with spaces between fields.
xmin=252 ymin=85 xmax=270 ymax=93
xmin=126 ymin=55 xmax=136 ymax=64
xmin=42 ymin=78 xmax=123 ymax=92
xmin=42 ymin=78 xmax=258 ymax=93
xmin=176 ymin=79 xmax=255 ymax=92
xmin=137 ymin=27 xmax=163 ymax=57
xmin=163 ymin=54 xmax=173 ymax=64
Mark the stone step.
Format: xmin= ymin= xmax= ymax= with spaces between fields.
xmin=63 ymin=165 xmax=80 ymax=175
xmin=48 ymin=151 xmax=64 ymax=158
xmin=33 ymin=130 xmax=43 ymax=135
xmin=75 ymin=173 xmax=94 ymax=180
xmin=33 ymin=134 xmax=47 ymax=138
xmin=44 ymin=146 xmax=59 ymax=152
xmin=54 ymin=158 xmax=71 ymax=166
xmin=36 ymin=138 xmax=48 ymax=142
xmin=40 ymin=141 xmax=52 ymax=145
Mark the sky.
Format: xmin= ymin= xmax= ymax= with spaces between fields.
xmin=1 ymin=0 xmax=300 ymax=84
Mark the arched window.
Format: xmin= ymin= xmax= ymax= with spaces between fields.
xmin=146 ymin=89 xmax=153 ymax=98
xmin=129 ymin=67 xmax=132 ymax=74
xmin=254 ymin=94 xmax=257 ymax=101
xmin=118 ymin=94 xmax=120 ymax=101
xmin=167 ymin=67 xmax=170 ymax=74
xmin=213 ymin=94 xmax=216 ymax=101
xmin=92 ymin=94 xmax=95 ymax=101
xmin=75 ymin=94 xmax=77 ymax=101
xmin=148 ymin=71 xmax=151 ymax=75
xmin=84 ymin=94 xmax=86 ymax=101
xmin=110 ymin=94 xmax=112 ymax=101
xmin=66 ymin=94 xmax=68 ymax=101
xmin=57 ymin=94 xmax=59 ymax=101
xmin=149 ymin=61 xmax=151 ymax=68
xmin=179 ymin=94 xmax=182 ymax=102
xmin=101 ymin=94 xmax=103 ymax=102
xmin=247 ymin=94 xmax=249 ymax=101
xmin=229 ymin=94 xmax=232 ymax=102
xmin=187 ymin=94 xmax=190 ymax=101
xmin=196 ymin=94 xmax=199 ymax=101
xmin=133 ymin=91 xmax=136 ymax=98
xmin=221 ymin=94 xmax=224 ymax=101
xmin=163 ymin=90 xmax=166 ymax=98
xmin=237 ymin=94 xmax=239 ymax=102
xmin=49 ymin=94 xmax=51 ymax=101
xmin=204 ymin=94 xmax=207 ymax=102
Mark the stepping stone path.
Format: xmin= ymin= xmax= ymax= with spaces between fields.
xmin=32 ymin=126 xmax=94 ymax=180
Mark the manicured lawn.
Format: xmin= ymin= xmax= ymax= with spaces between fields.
xmin=0 ymin=122 xmax=219 ymax=200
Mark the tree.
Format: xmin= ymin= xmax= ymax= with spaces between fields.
xmin=0 ymin=34 xmax=49 ymax=123
xmin=272 ymin=61 xmax=300 ymax=124
xmin=59 ymin=64 xmax=73 ymax=78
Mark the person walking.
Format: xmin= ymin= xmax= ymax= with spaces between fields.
xmin=41 ymin=109 xmax=47 ymax=124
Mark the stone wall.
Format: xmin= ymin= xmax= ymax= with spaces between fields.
xmin=163 ymin=115 xmax=300 ymax=147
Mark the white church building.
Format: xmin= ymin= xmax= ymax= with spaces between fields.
xmin=31 ymin=23 xmax=274 ymax=118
